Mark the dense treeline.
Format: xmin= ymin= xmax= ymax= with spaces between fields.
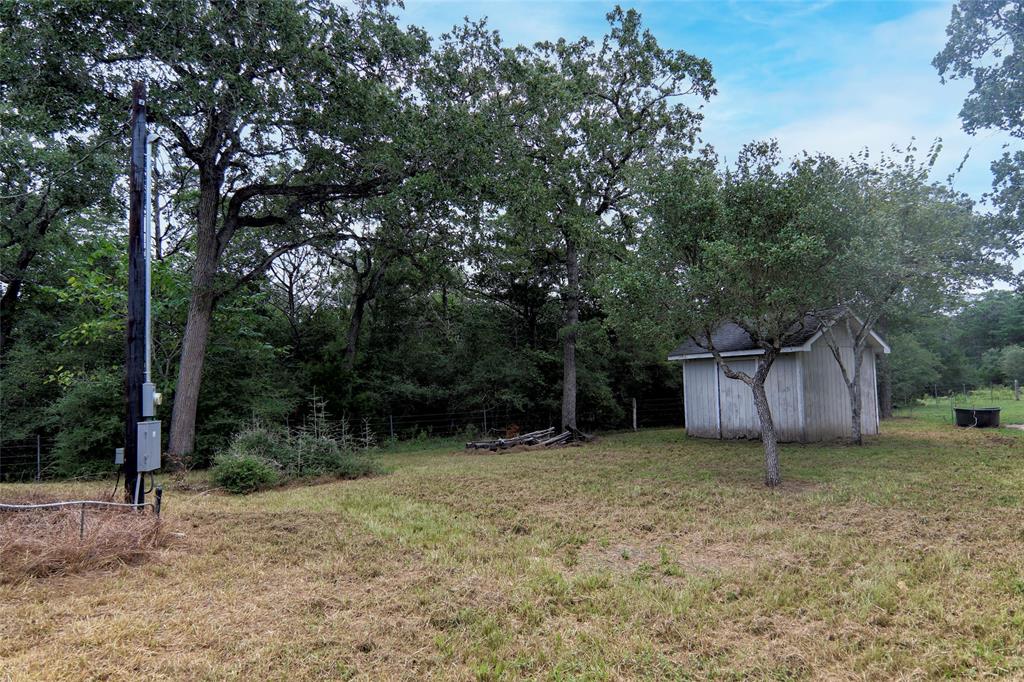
xmin=887 ymin=290 xmax=1024 ymax=406
xmin=0 ymin=0 xmax=1020 ymax=481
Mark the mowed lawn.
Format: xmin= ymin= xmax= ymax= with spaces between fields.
xmin=3 ymin=405 xmax=1024 ymax=680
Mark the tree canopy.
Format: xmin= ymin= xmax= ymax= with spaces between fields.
xmin=0 ymin=0 xmax=1017 ymax=487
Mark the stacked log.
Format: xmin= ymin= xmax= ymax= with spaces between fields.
xmin=465 ymin=427 xmax=554 ymax=450
xmin=465 ymin=426 xmax=591 ymax=451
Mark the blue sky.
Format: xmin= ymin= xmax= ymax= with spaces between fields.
xmin=398 ymin=0 xmax=1016 ymax=207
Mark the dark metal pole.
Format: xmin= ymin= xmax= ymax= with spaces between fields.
xmin=35 ymin=435 xmax=40 ymax=481
xmin=124 ymin=82 xmax=147 ymax=505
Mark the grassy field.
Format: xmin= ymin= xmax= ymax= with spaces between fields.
xmin=3 ymin=401 xmax=1024 ymax=680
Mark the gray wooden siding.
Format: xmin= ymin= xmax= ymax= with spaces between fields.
xmin=683 ymin=359 xmax=720 ymax=438
xmin=765 ymin=354 xmax=805 ymax=441
xmin=801 ymin=326 xmax=880 ymax=439
xmin=718 ymin=359 xmax=760 ymax=439
xmin=860 ymin=349 xmax=879 ymax=434
xmin=715 ymin=355 xmax=805 ymax=442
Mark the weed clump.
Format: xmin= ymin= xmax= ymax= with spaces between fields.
xmin=211 ymin=452 xmax=280 ymax=494
xmin=213 ymin=408 xmax=380 ymax=494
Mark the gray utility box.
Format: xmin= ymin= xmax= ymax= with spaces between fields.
xmin=137 ymin=420 xmax=161 ymax=472
xmin=142 ymin=382 xmax=157 ymax=417
xmin=115 ymin=447 xmax=124 ymax=465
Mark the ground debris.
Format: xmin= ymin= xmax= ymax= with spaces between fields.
xmin=465 ymin=426 xmax=591 ymax=451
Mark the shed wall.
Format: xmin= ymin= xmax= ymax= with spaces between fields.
xmin=716 ymin=355 xmax=804 ymax=442
xmin=718 ymin=359 xmax=759 ymax=438
xmin=801 ymin=327 xmax=879 ymax=439
xmin=683 ymin=359 xmax=720 ymax=438
xmin=765 ymin=354 xmax=805 ymax=442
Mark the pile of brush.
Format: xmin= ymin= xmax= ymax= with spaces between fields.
xmin=0 ymin=494 xmax=175 ymax=583
xmin=465 ymin=426 xmax=590 ymax=451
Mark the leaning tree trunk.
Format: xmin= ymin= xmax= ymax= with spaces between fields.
xmin=167 ymin=252 xmax=217 ymax=461
xmin=750 ymin=377 xmax=781 ymax=487
xmin=561 ymin=234 xmax=579 ymax=431
xmin=715 ymin=350 xmax=782 ymax=487
xmin=168 ymin=179 xmax=221 ymax=460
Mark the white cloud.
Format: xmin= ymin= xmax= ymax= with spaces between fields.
xmin=702 ymin=4 xmax=1017 ymax=203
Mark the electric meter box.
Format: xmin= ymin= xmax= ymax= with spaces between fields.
xmin=137 ymin=420 xmax=161 ymax=472
xmin=142 ymin=382 xmax=157 ymax=417
xmin=115 ymin=447 xmax=124 ymax=465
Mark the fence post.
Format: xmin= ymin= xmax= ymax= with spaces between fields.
xmin=482 ymin=409 xmax=487 ymax=435
xmin=389 ymin=415 xmax=395 ymax=440
xmin=632 ymin=398 xmax=637 ymax=432
xmin=35 ymin=435 xmax=41 ymax=481
xmin=79 ymin=503 xmax=86 ymax=540
xmin=1015 ymin=380 xmax=1020 ymax=401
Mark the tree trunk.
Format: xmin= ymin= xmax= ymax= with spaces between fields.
xmin=715 ymin=350 xmax=782 ymax=487
xmin=825 ymin=321 xmax=868 ymax=446
xmin=847 ymin=346 xmax=864 ymax=446
xmin=344 ymin=291 xmax=368 ymax=371
xmin=750 ymin=378 xmax=781 ymax=487
xmin=0 ymin=226 xmax=46 ymax=359
xmin=343 ymin=259 xmax=386 ymax=372
xmin=0 ymin=279 xmax=23 ymax=359
xmin=167 ymin=177 xmax=221 ymax=460
xmin=561 ymin=234 xmax=579 ymax=431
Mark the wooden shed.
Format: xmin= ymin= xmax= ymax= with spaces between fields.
xmin=669 ymin=315 xmax=890 ymax=442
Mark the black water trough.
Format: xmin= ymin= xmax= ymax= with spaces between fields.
xmin=954 ymin=407 xmax=1001 ymax=428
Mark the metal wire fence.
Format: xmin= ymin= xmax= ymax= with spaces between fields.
xmin=0 ymin=436 xmax=58 ymax=482
xmin=346 ymin=395 xmax=686 ymax=442
xmin=0 ymin=395 xmax=684 ymax=483
xmin=891 ymin=383 xmax=1022 ymax=418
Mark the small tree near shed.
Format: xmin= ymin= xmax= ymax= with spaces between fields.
xmin=823 ymin=147 xmax=1010 ymax=444
xmin=613 ymin=142 xmax=852 ymax=487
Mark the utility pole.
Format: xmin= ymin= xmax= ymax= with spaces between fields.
xmin=124 ymin=82 xmax=147 ymax=505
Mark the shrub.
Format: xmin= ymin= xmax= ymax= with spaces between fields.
xmin=227 ymin=425 xmax=289 ymax=462
xmin=214 ymin=421 xmax=380 ymax=494
xmin=287 ymin=432 xmax=341 ymax=476
xmin=211 ymin=454 xmax=279 ymax=494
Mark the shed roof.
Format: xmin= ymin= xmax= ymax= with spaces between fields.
xmin=668 ymin=312 xmax=889 ymax=361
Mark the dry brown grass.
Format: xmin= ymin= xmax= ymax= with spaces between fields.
xmin=1 ymin=419 xmax=1024 ymax=679
xmin=0 ymin=492 xmax=176 ymax=583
